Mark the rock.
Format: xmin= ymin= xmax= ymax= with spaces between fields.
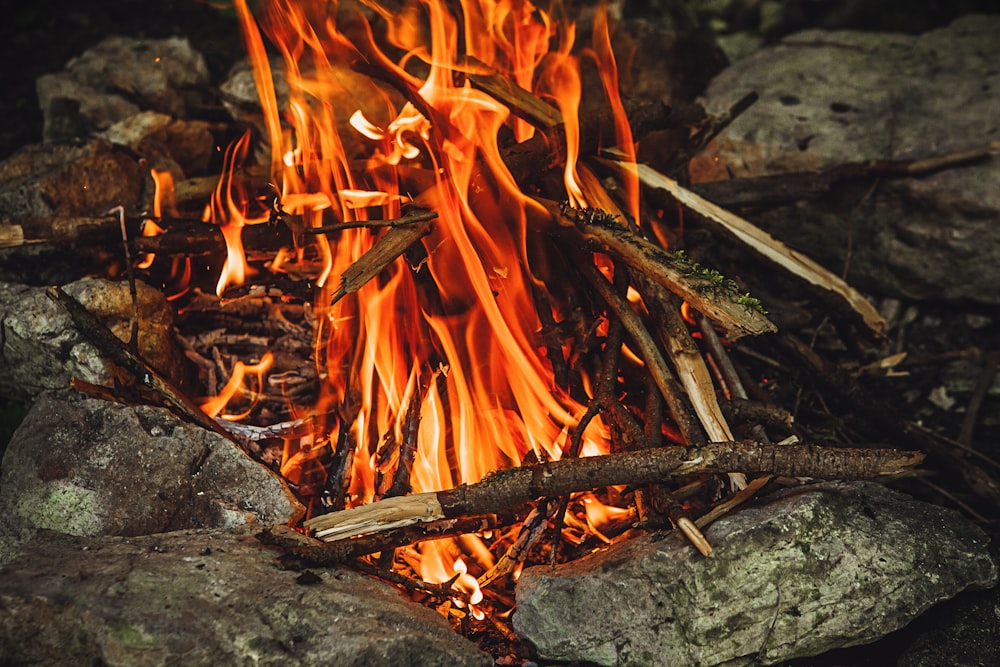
xmin=0 ymin=394 xmax=297 ymax=565
xmin=99 ymin=110 xmax=216 ymax=179
xmin=0 ymin=139 xmax=144 ymax=220
xmin=690 ymin=15 xmax=1000 ymax=304
xmin=0 ymin=529 xmax=491 ymax=666
xmin=0 ymin=277 xmax=187 ymax=404
xmin=36 ymin=36 xmax=210 ymax=143
xmin=513 ymin=481 xmax=997 ymax=666
xmin=897 ymin=584 xmax=1000 ymax=667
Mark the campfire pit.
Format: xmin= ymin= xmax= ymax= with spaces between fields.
xmin=2 ymin=1 xmax=999 ymax=665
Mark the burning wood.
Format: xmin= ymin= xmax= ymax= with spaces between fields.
xmin=304 ymin=442 xmax=923 ymax=542
xmin=35 ymin=0 xmax=946 ymax=648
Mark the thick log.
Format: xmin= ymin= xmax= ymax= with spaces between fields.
xmin=304 ymin=441 xmax=923 ymax=542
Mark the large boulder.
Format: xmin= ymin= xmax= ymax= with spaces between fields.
xmin=691 ymin=15 xmax=1000 ymax=304
xmin=0 ymin=394 xmax=297 ymax=564
xmin=513 ymin=481 xmax=996 ymax=666
xmin=0 ymin=528 xmax=491 ymax=666
xmin=0 ymin=278 xmax=187 ymax=403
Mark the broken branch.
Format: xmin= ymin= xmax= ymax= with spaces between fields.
xmin=304 ymin=441 xmax=923 ymax=542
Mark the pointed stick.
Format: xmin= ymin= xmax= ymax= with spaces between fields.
xmin=329 ymin=217 xmax=434 ymax=306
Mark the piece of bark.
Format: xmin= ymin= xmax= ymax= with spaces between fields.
xmin=329 ymin=219 xmax=434 ymax=306
xmin=304 ymin=442 xmax=923 ymax=542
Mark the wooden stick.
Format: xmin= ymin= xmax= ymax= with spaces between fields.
xmin=329 ymin=218 xmax=434 ymax=306
xmin=575 ymin=256 xmax=701 ymax=446
xmin=609 ymin=159 xmax=886 ymax=337
xmin=258 ymin=515 xmax=500 ymax=564
xmin=304 ymin=441 xmax=923 ymax=541
xmin=540 ymin=197 xmax=776 ymax=339
xmin=689 ymin=142 xmax=999 ymax=209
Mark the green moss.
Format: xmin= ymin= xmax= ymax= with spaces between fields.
xmin=110 ymin=623 xmax=156 ymax=648
xmin=16 ymin=482 xmax=103 ymax=536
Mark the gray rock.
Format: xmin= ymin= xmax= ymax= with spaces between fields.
xmin=0 ymin=529 xmax=491 ymax=666
xmin=0 ymin=394 xmax=296 ymax=564
xmin=37 ymin=36 xmax=210 ymax=143
xmin=0 ymin=278 xmax=187 ymax=404
xmin=513 ymin=481 xmax=997 ymax=666
xmin=898 ymin=585 xmax=1000 ymax=667
xmin=0 ymin=139 xmax=144 ymax=220
xmin=99 ymin=110 xmax=215 ymax=180
xmin=691 ymin=15 xmax=1000 ymax=304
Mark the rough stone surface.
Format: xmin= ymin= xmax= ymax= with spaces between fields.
xmin=513 ymin=481 xmax=997 ymax=666
xmin=0 ymin=394 xmax=296 ymax=565
xmin=0 ymin=528 xmax=491 ymax=666
xmin=897 ymin=584 xmax=1000 ymax=667
xmin=99 ymin=110 xmax=215 ymax=180
xmin=691 ymin=15 xmax=1000 ymax=304
xmin=0 ymin=139 xmax=145 ymax=220
xmin=36 ymin=35 xmax=210 ymax=143
xmin=0 ymin=277 xmax=187 ymax=404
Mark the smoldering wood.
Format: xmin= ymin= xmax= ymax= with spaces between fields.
xmin=304 ymin=441 xmax=924 ymax=543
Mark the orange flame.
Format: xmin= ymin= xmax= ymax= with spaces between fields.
xmin=204 ymin=0 xmax=639 ymax=606
xmin=202 ymin=351 xmax=275 ymax=419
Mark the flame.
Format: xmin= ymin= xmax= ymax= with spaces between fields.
xmin=201 ymin=351 xmax=275 ymax=419
xmin=197 ymin=0 xmax=643 ymax=608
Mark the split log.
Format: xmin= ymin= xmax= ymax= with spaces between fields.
xmin=328 ymin=216 xmax=435 ymax=306
xmin=304 ymin=441 xmax=923 ymax=541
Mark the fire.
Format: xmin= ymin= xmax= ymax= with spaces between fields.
xmin=196 ymin=0 xmax=640 ymax=612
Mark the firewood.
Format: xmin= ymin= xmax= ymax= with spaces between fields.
xmin=259 ymin=515 xmax=502 ymax=564
xmin=304 ymin=441 xmax=924 ymax=542
xmin=606 ymin=158 xmax=887 ymax=337
xmin=688 ymin=142 xmax=999 ymax=209
xmin=575 ymin=255 xmax=704 ymax=447
xmin=541 ymin=198 xmax=776 ymax=339
xmin=328 ymin=216 xmax=435 ymax=306
xmin=0 ymin=216 xmax=119 ymax=248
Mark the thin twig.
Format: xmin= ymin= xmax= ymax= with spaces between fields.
xmin=958 ymin=349 xmax=1000 ymax=446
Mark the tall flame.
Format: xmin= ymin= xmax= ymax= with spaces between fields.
xmin=210 ymin=0 xmax=636 ymax=604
